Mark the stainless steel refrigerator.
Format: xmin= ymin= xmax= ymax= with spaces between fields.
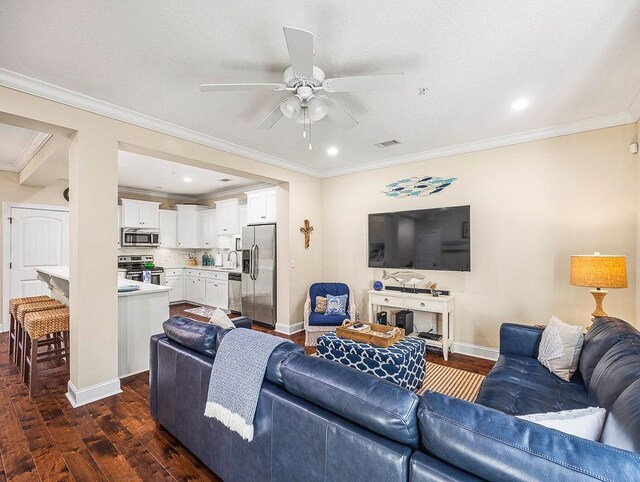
xmin=241 ymin=224 xmax=276 ymax=326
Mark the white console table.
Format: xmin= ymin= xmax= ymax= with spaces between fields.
xmin=368 ymin=289 xmax=455 ymax=360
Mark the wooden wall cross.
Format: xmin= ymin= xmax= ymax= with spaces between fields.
xmin=300 ymin=219 xmax=314 ymax=249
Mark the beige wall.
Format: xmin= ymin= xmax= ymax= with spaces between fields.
xmin=0 ymin=85 xmax=322 ymax=394
xmin=0 ymin=171 xmax=69 ymax=323
xmin=321 ymin=124 xmax=638 ymax=350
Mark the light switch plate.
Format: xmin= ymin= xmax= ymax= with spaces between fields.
xmin=290 ymin=259 xmax=296 ymax=268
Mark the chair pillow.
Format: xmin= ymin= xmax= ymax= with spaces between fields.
xmin=517 ymin=407 xmax=606 ymax=441
xmin=314 ymin=296 xmax=327 ymax=313
xmin=418 ymin=391 xmax=640 ymax=481
xmin=538 ymin=315 xmax=583 ymax=381
xmin=325 ymin=293 xmax=348 ymax=316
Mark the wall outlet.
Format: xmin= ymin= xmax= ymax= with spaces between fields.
xmin=428 ymin=321 xmax=436 ymax=333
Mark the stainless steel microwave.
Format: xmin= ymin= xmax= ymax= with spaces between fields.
xmin=121 ymin=228 xmax=160 ymax=247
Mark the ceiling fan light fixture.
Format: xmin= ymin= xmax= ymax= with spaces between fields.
xmin=280 ymin=95 xmax=302 ymax=119
xmin=306 ymin=96 xmax=328 ymax=121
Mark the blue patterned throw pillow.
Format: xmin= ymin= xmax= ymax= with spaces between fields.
xmin=325 ymin=294 xmax=348 ymax=316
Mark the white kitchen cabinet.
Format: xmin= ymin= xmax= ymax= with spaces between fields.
xmin=121 ymin=199 xmax=160 ymax=229
xmin=205 ymin=279 xmax=229 ymax=309
xmin=197 ymin=209 xmax=217 ymax=248
xmin=246 ymin=188 xmax=277 ymax=224
xmin=239 ymin=204 xmax=248 ymax=228
xmin=117 ymin=206 xmax=122 ymax=247
xmin=215 ymin=199 xmax=240 ymax=235
xmin=176 ymin=204 xmax=205 ymax=249
xmin=158 ymin=210 xmax=177 ymax=248
xmin=185 ymin=276 xmax=205 ymax=305
xmin=165 ymin=275 xmax=184 ymax=303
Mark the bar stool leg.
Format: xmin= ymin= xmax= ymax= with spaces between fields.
xmin=28 ymin=335 xmax=39 ymax=397
xmin=21 ymin=328 xmax=30 ymax=384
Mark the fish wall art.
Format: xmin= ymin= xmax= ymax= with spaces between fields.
xmin=382 ymin=176 xmax=457 ymax=197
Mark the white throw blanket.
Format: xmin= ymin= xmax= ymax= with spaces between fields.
xmin=204 ymin=328 xmax=289 ymax=441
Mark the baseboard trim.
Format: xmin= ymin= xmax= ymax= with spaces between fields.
xmin=66 ymin=378 xmax=122 ymax=408
xmin=451 ymin=342 xmax=499 ymax=361
xmin=275 ymin=321 xmax=304 ymax=335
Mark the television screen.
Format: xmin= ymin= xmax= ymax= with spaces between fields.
xmin=368 ymin=205 xmax=470 ymax=271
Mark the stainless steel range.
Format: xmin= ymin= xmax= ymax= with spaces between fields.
xmin=118 ymin=255 xmax=165 ymax=286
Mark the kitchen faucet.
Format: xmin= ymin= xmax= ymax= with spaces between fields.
xmin=228 ymin=250 xmax=239 ymax=268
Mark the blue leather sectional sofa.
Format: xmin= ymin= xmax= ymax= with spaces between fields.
xmin=150 ymin=316 xmax=640 ymax=481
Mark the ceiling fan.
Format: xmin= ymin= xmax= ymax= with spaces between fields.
xmin=200 ymin=26 xmax=407 ymax=150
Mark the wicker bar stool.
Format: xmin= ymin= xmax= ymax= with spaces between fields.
xmin=8 ymin=296 xmax=51 ymax=364
xmin=22 ymin=307 xmax=69 ymax=397
xmin=15 ymin=299 xmax=64 ymax=376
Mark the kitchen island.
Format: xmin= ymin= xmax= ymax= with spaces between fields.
xmin=35 ymin=266 xmax=171 ymax=378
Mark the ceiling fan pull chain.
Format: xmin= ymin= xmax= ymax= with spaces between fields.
xmin=308 ymin=121 xmax=313 ymax=150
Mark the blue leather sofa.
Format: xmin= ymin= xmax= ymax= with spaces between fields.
xmin=150 ymin=316 xmax=640 ymax=481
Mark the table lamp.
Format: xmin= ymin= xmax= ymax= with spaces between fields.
xmin=570 ymin=253 xmax=627 ymax=317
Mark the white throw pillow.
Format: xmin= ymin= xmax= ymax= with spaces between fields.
xmin=538 ymin=315 xmax=584 ymax=381
xmin=517 ymin=407 xmax=606 ymax=441
xmin=209 ymin=308 xmax=235 ymax=330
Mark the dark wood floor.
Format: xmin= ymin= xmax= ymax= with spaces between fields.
xmin=0 ymin=304 xmax=494 ymax=481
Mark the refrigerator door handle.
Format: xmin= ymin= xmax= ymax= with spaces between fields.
xmin=250 ymin=244 xmax=257 ymax=280
xmin=253 ymin=244 xmax=259 ymax=280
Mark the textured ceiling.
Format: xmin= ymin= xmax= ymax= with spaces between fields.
xmin=1 ymin=0 xmax=639 ymax=175
xmin=118 ymin=151 xmax=261 ymax=196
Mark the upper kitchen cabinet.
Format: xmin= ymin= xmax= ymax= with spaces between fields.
xmin=246 ymin=188 xmax=276 ymax=225
xmin=121 ymin=199 xmax=160 ymax=229
xmin=215 ymin=198 xmax=240 ymax=235
xmin=176 ymin=204 xmax=205 ymax=248
xmin=158 ymin=209 xmax=177 ymax=248
xmin=239 ymin=204 xmax=248 ymax=228
xmin=197 ymin=209 xmax=217 ymax=248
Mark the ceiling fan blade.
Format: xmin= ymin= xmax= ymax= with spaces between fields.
xmin=257 ymin=101 xmax=286 ymax=129
xmin=199 ymin=83 xmax=285 ymax=92
xmin=283 ymin=26 xmax=314 ymax=78
xmin=322 ymin=73 xmax=406 ymax=93
xmin=318 ymin=96 xmax=358 ymax=130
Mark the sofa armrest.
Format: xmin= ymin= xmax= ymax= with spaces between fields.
xmin=499 ymin=323 xmax=543 ymax=358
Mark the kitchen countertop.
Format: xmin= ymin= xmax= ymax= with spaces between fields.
xmin=34 ymin=266 xmax=172 ymax=297
xmin=166 ymin=266 xmax=242 ymax=274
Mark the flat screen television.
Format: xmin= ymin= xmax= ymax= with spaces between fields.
xmin=368 ymin=205 xmax=470 ymax=271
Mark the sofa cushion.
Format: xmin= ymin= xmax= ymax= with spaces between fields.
xmin=281 ymin=352 xmax=420 ymax=448
xmin=476 ymin=354 xmax=589 ymax=415
xmin=601 ymin=379 xmax=640 ymax=453
xmin=309 ymin=282 xmax=349 ymax=312
xmin=588 ymin=337 xmax=640 ymax=410
xmin=578 ymin=317 xmax=640 ymax=388
xmin=308 ymin=311 xmax=348 ymax=326
xmin=163 ymin=316 xmax=225 ymax=358
xmin=476 ymin=376 xmax=590 ymax=415
xmin=418 ymin=391 xmax=640 ymax=481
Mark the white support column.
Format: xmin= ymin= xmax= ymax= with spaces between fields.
xmin=66 ymin=127 xmax=121 ymax=407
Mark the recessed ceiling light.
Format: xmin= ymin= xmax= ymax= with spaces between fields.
xmin=327 ymin=146 xmax=339 ymax=156
xmin=219 ymin=178 xmax=231 ymax=182
xmin=183 ymin=176 xmax=192 ymax=183
xmin=511 ymin=98 xmax=530 ymax=111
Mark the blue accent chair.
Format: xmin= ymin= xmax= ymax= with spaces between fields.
xmin=303 ymin=282 xmax=355 ymax=346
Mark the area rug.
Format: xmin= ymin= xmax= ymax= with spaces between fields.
xmin=415 ymin=362 xmax=486 ymax=402
xmin=184 ymin=306 xmax=219 ymax=318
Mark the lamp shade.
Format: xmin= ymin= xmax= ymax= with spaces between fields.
xmin=570 ymin=255 xmax=627 ymax=289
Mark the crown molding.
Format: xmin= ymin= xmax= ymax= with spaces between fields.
xmin=0 ymin=131 xmax=51 ymax=173
xmin=0 ymin=68 xmax=324 ymax=178
xmin=118 ymin=181 xmax=268 ymax=204
xmin=0 ymin=68 xmax=636 ymax=181
xmin=321 ymin=112 xmax=635 ymax=178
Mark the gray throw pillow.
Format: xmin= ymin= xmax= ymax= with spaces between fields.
xmin=538 ymin=315 xmax=584 ymax=381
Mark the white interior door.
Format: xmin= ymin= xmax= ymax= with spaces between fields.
xmin=10 ymin=206 xmax=69 ymax=301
